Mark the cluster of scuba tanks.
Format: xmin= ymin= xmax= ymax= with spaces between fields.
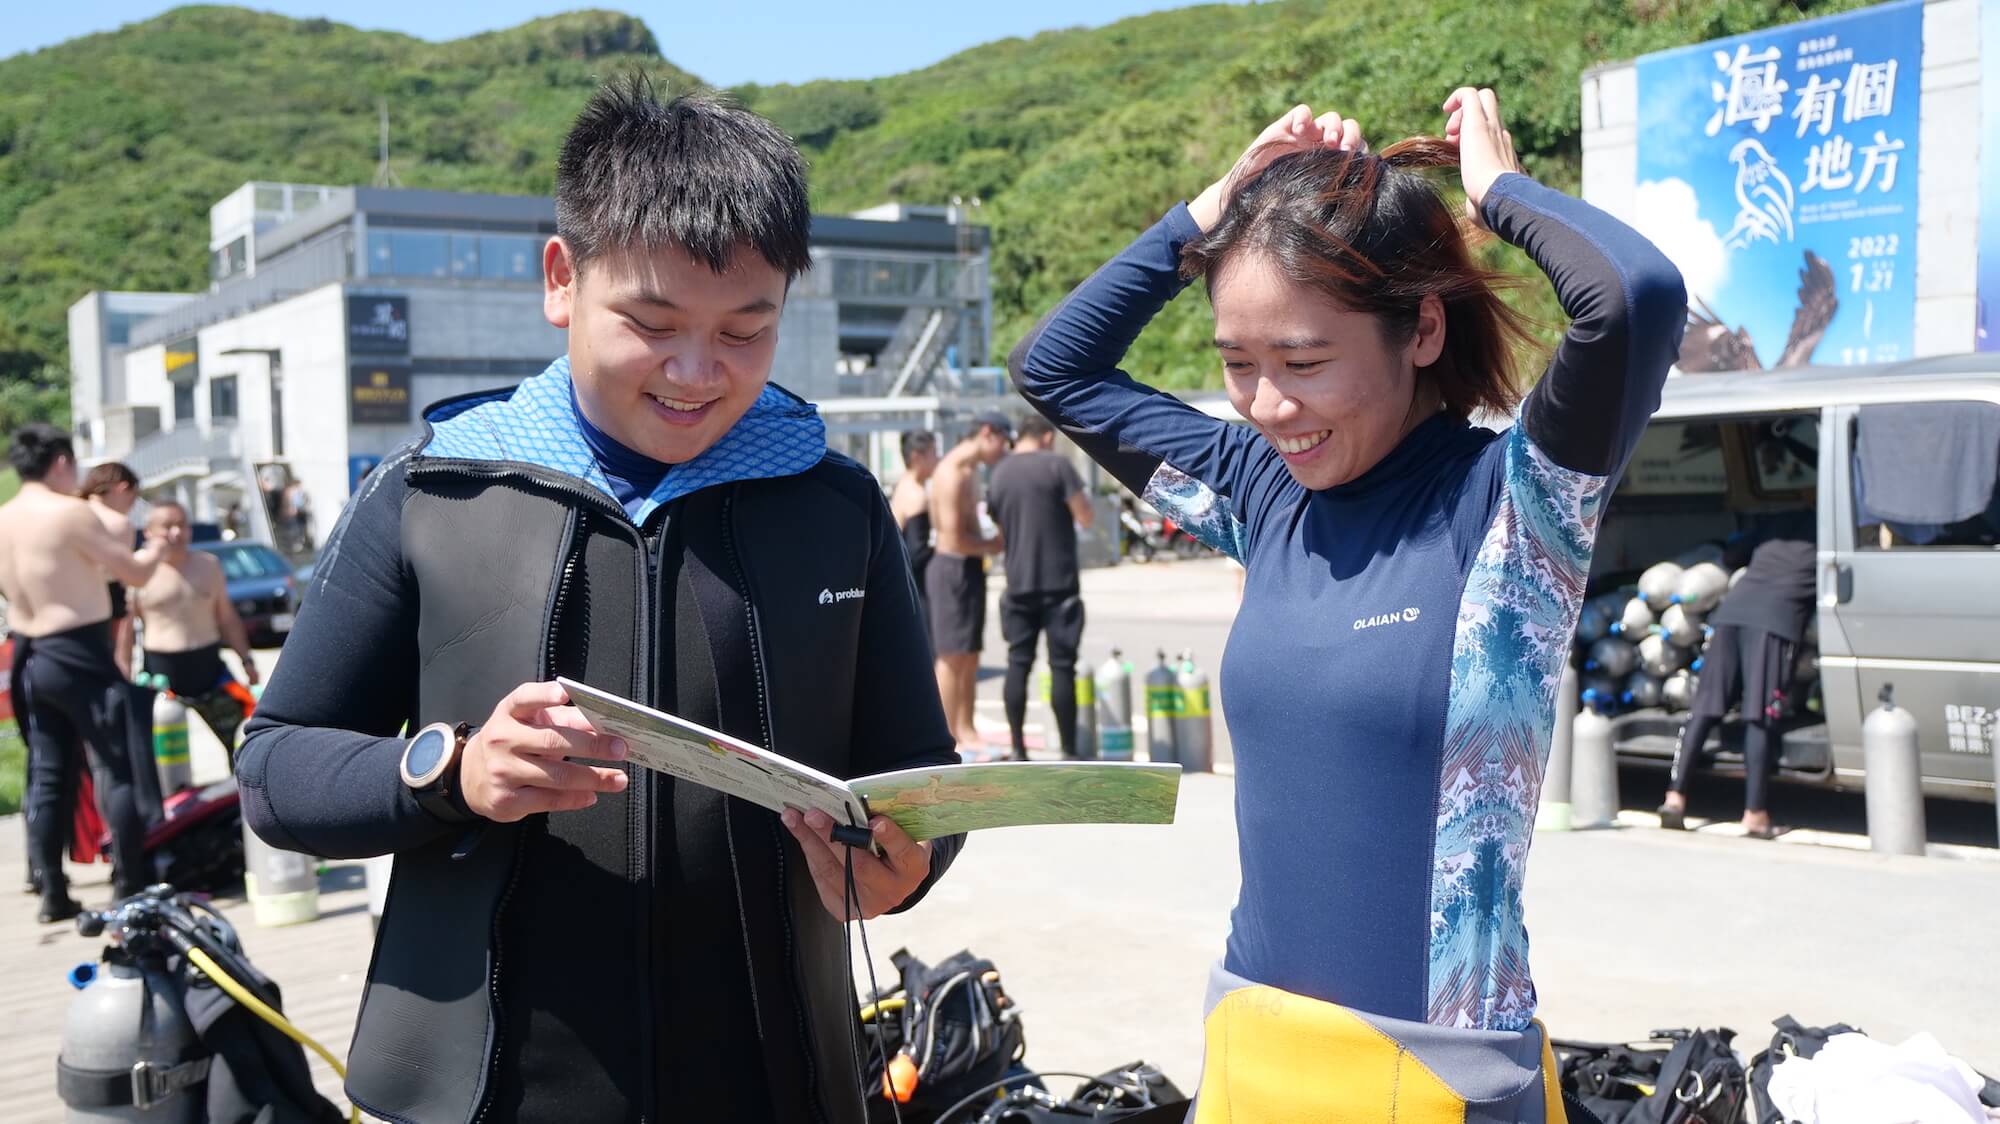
xmin=1574 ymin=547 xmax=1821 ymax=718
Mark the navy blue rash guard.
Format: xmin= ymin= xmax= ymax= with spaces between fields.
xmin=1008 ymin=173 xmax=1685 ymax=1031
xmin=572 ymin=383 xmax=670 ymax=516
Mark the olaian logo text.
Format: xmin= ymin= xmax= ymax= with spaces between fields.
xmin=1353 ymin=607 xmax=1421 ymax=631
xmin=818 ymin=588 xmax=865 ymax=606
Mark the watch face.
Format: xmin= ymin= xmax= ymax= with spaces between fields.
xmin=406 ymin=727 xmax=448 ymax=782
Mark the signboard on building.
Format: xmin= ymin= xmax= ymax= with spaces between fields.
xmin=349 ymin=363 xmax=412 ymax=425
xmin=164 ymin=337 xmax=199 ymax=383
xmin=347 ymin=294 xmax=410 ymax=355
xmin=1635 ymin=0 xmax=1922 ymax=372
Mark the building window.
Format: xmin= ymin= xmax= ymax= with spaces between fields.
xmin=479 ymin=234 xmax=541 ymax=282
xmin=1854 ymin=403 xmax=2000 ymax=549
xmin=209 ymin=375 xmax=239 ymax=421
xmin=210 ymin=236 xmax=249 ymax=282
xmin=365 ymin=226 xmax=539 ymax=281
xmin=173 ymin=382 xmax=196 ymax=424
xmin=450 ymin=234 xmax=481 ymax=279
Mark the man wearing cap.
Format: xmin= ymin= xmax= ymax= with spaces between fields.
xmin=926 ymin=413 xmax=1010 ymax=753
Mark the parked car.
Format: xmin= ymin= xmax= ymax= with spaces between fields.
xmin=191 ymin=540 xmax=297 ymax=649
xmin=1590 ymin=357 xmax=1999 ymax=803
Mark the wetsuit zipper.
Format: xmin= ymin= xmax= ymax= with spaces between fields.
xmin=636 ymin=514 xmax=663 ymax=1124
xmin=721 ymin=488 xmax=829 ymax=1124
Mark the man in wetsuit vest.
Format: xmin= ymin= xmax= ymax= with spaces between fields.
xmin=0 ymin=425 xmax=167 ymax=921
xmin=131 ymin=500 xmax=260 ymax=770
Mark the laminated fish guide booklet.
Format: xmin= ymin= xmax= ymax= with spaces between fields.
xmin=558 ymin=677 xmax=1181 ymax=841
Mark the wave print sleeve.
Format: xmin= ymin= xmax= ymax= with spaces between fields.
xmin=1007 ymin=205 xmax=1288 ymax=561
xmin=1480 ymin=174 xmax=1686 ymax=477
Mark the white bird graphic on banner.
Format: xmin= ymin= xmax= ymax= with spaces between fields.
xmin=1722 ymin=138 xmax=1795 ymax=249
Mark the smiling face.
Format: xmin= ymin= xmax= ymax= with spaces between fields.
xmin=545 ymin=237 xmax=788 ymax=465
xmin=1211 ymin=251 xmax=1445 ymax=491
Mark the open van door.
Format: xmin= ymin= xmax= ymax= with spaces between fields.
xmin=1824 ymin=400 xmax=2000 ymax=798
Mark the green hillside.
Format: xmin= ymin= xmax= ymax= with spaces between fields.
xmin=0 ymin=0 xmax=1875 ymax=414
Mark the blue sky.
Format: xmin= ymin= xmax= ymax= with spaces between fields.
xmin=2 ymin=2 xmax=1235 ymax=86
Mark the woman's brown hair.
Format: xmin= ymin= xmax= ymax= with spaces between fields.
xmin=1179 ymin=138 xmax=1539 ymax=420
xmin=78 ymin=461 xmax=139 ymax=499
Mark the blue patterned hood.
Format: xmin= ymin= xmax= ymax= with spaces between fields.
xmin=422 ymin=356 xmax=828 ymax=524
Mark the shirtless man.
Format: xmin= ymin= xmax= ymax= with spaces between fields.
xmin=132 ymin=501 xmax=260 ymax=766
xmin=80 ymin=462 xmax=142 ymax=679
xmin=0 ymin=426 xmax=165 ymax=921
xmin=890 ymin=431 xmax=939 ymax=617
xmin=923 ymin=413 xmax=1009 ymax=752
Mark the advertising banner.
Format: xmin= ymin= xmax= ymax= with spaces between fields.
xmin=1635 ymin=0 xmax=1923 ymax=371
xmin=347 ymin=294 xmax=410 ymax=356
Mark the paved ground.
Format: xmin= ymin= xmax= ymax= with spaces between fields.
xmin=3 ymin=559 xmax=1995 ymax=1120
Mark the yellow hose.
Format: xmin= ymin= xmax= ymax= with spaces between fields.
xmin=186 ymin=946 xmax=360 ymax=1124
xmin=858 ymin=995 xmax=907 ymax=1023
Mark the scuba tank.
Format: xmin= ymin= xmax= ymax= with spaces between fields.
xmin=1035 ymin=664 xmax=1097 ymax=758
xmin=1657 ymin=604 xmax=1704 ymax=649
xmin=1636 ymin=562 xmax=1684 ymax=605
xmin=1624 ymin=671 xmax=1665 ymax=710
xmin=1580 ymin=673 xmax=1623 ymax=714
xmin=59 ymin=947 xmax=203 ymax=1122
xmin=59 ymin=886 xmax=347 ymax=1123
xmin=1144 ymin=650 xmax=1180 ymax=765
xmin=1073 ymin=668 xmax=1098 ymax=761
xmin=1093 ymin=649 xmax=1134 ymax=762
xmin=1609 ymin=596 xmax=1655 ymax=637
xmin=1585 ymin=637 xmax=1638 ymax=679
xmin=142 ymin=675 xmax=192 ymax=796
xmin=1661 ymin=669 xmax=1698 ymax=712
xmin=1672 ymin=562 xmax=1730 ymax=615
xmin=1575 ymin=599 xmax=1614 ymax=644
xmin=1637 ymin=632 xmax=1686 ymax=680
xmin=242 ymin=822 xmax=319 ymax=928
xmin=1170 ymin=651 xmax=1213 ymax=774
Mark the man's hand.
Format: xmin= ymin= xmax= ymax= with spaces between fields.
xmin=1443 ymin=87 xmax=1525 ymax=231
xmin=781 ymin=808 xmax=932 ymax=922
xmin=459 ymin=681 xmax=630 ymax=823
xmin=239 ymin=658 xmax=261 ymax=687
xmin=1189 ymin=104 xmax=1368 ymax=231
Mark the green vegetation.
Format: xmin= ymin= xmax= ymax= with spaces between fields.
xmin=0 ymin=1 xmax=1879 ymax=404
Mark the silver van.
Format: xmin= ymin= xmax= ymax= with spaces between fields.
xmin=1591 ymin=357 xmax=1999 ymax=802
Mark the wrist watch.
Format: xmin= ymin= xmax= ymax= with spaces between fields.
xmin=401 ymin=721 xmax=475 ymax=824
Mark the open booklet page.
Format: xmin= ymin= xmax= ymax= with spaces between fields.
xmin=558 ymin=677 xmax=867 ymax=827
xmin=851 ymin=762 xmax=1181 ymax=842
xmin=560 ymin=677 xmax=1183 ymax=843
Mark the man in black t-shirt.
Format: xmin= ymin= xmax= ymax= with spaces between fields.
xmin=986 ymin=416 xmax=1095 ymax=759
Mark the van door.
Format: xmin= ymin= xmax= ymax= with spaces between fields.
xmin=1827 ymin=399 xmax=2000 ymax=795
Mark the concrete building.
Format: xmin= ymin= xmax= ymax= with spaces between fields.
xmin=70 ymin=181 xmax=996 ymax=550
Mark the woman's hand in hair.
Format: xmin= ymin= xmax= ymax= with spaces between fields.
xmin=1443 ymin=87 xmax=1524 ymax=231
xmin=1189 ymin=104 xmax=1367 ymax=231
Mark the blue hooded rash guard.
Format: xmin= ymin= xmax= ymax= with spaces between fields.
xmin=1008 ymin=173 xmax=1686 ymax=1032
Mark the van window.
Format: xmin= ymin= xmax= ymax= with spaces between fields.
xmin=1616 ymin=421 xmax=1727 ymax=496
xmin=1853 ymin=401 xmax=2000 ymax=549
xmin=1747 ymin=415 xmax=1817 ymax=497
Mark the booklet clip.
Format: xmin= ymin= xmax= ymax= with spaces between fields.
xmin=828 ymin=823 xmax=874 ymax=849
